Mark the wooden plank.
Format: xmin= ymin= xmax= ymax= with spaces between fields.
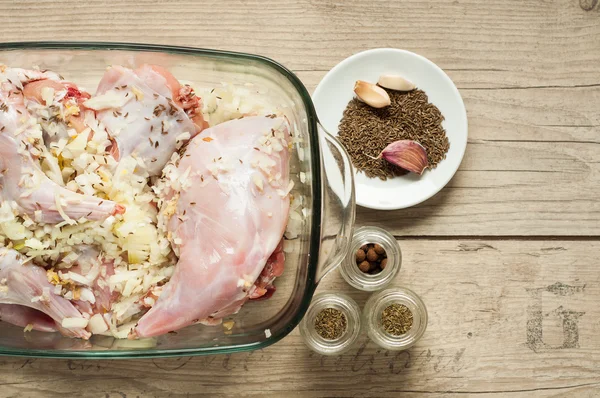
xmin=0 ymin=0 xmax=597 ymax=87
xmin=1 ymin=240 xmax=600 ymax=397
xmin=1 ymin=0 xmax=597 ymax=236
xmin=296 ymin=72 xmax=600 ymax=236
xmin=0 ymin=1 xmax=598 ymax=396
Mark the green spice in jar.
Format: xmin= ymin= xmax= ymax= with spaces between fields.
xmin=314 ymin=308 xmax=347 ymax=340
xmin=381 ymin=303 xmax=413 ymax=336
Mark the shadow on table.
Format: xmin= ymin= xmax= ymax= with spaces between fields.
xmin=354 ymin=172 xmax=457 ymax=236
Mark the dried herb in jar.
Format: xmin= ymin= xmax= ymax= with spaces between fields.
xmin=356 ymin=243 xmax=387 ymax=274
xmin=338 ymin=88 xmax=449 ymax=180
xmin=381 ymin=303 xmax=413 ymax=336
xmin=314 ymin=308 xmax=347 ymax=340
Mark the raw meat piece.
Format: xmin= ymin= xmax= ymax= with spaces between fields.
xmin=0 ymin=66 xmax=63 ymax=135
xmin=23 ymin=78 xmax=92 ymax=136
xmin=135 ymin=64 xmax=208 ymax=132
xmin=1 ymin=67 xmax=70 ymax=184
xmin=64 ymin=247 xmax=117 ymax=315
xmin=133 ymin=116 xmax=291 ymax=337
xmin=250 ymin=238 xmax=286 ymax=300
xmin=202 ymin=240 xmax=285 ymax=324
xmin=0 ymin=248 xmax=90 ymax=339
xmin=0 ymin=66 xmax=61 ymax=87
xmin=0 ymin=132 xmax=124 ymax=224
xmin=0 ymin=68 xmax=124 ymax=224
xmin=0 ymin=303 xmax=57 ymax=332
xmin=91 ymin=65 xmax=206 ymax=176
xmin=0 ymin=72 xmax=38 ymax=135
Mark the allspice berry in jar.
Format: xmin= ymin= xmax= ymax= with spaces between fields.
xmin=355 ymin=242 xmax=388 ymax=275
xmin=341 ymin=226 xmax=402 ymax=292
xmin=374 ymin=244 xmax=385 ymax=255
xmin=380 ymin=258 xmax=388 ymax=270
xmin=356 ymin=248 xmax=366 ymax=263
xmin=358 ymin=261 xmax=371 ymax=273
xmin=366 ymin=248 xmax=378 ymax=262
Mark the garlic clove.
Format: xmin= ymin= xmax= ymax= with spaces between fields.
xmin=354 ymin=80 xmax=391 ymax=108
xmin=380 ymin=140 xmax=429 ymax=175
xmin=378 ymin=74 xmax=416 ymax=91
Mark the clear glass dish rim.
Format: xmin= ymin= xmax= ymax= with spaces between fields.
xmin=0 ymin=41 xmax=323 ymax=359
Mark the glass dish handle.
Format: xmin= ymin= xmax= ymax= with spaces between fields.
xmin=316 ymin=122 xmax=356 ymax=283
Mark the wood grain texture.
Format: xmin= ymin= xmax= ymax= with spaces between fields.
xmin=2 ymin=240 xmax=600 ymax=397
xmin=1 ymin=0 xmax=598 ymax=236
xmin=0 ymin=0 xmax=599 ymax=396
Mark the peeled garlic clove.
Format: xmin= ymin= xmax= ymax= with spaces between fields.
xmin=378 ymin=74 xmax=416 ymax=91
xmin=354 ymin=80 xmax=391 ymax=108
xmin=380 ymin=140 xmax=429 ymax=175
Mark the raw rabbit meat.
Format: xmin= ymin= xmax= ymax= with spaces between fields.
xmin=0 ymin=304 xmax=58 ymax=332
xmin=65 ymin=247 xmax=117 ymax=316
xmin=22 ymin=79 xmax=93 ymax=152
xmin=133 ymin=116 xmax=291 ymax=337
xmin=90 ymin=64 xmax=207 ymax=176
xmin=0 ymin=63 xmax=293 ymax=341
xmin=0 ymin=248 xmax=90 ymax=339
xmin=0 ymin=133 xmax=124 ymax=224
xmin=0 ymin=73 xmax=124 ymax=224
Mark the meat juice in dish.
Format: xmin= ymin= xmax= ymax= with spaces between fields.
xmin=0 ymin=64 xmax=294 ymax=339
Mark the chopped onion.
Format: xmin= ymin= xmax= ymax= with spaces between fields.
xmin=83 ymin=90 xmax=132 ymax=110
xmin=79 ymin=288 xmax=96 ymax=304
xmin=62 ymin=317 xmax=89 ymax=329
xmin=88 ymin=314 xmax=108 ymax=334
xmin=40 ymin=87 xmax=55 ymax=105
xmin=109 ymin=270 xmax=144 ymax=284
xmin=54 ymin=193 xmax=76 ymax=225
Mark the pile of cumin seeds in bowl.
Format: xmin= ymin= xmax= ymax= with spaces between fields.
xmin=338 ymin=88 xmax=449 ymax=180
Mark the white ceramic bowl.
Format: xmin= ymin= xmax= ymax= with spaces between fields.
xmin=312 ymin=48 xmax=468 ymax=210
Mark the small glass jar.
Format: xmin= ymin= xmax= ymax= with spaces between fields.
xmin=339 ymin=226 xmax=401 ymax=291
xmin=299 ymin=293 xmax=362 ymax=355
xmin=363 ymin=287 xmax=428 ymax=351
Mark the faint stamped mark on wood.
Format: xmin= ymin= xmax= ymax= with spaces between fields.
xmin=66 ymin=359 xmax=105 ymax=371
xmin=151 ymin=356 xmax=192 ymax=371
xmin=526 ymin=282 xmax=586 ymax=352
xmin=142 ymin=343 xmax=466 ymax=375
xmin=580 ymin=0 xmax=599 ymax=11
xmin=15 ymin=358 xmax=36 ymax=369
xmin=315 ymin=340 xmax=467 ymax=375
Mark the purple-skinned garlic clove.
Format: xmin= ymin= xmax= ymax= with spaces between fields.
xmin=379 ymin=140 xmax=429 ymax=175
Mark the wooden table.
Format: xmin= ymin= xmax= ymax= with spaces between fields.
xmin=1 ymin=0 xmax=599 ymax=396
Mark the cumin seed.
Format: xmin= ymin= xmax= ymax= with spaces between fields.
xmin=338 ymin=88 xmax=448 ymax=180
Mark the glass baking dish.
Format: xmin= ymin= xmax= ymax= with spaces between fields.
xmin=0 ymin=42 xmax=355 ymax=358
